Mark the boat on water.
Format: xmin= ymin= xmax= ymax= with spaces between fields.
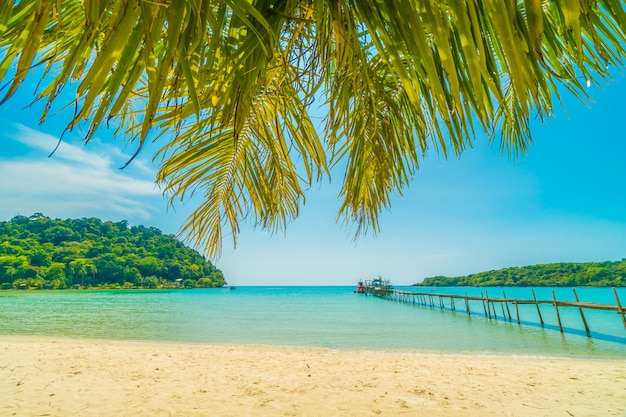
xmin=364 ymin=277 xmax=393 ymax=295
xmin=354 ymin=281 xmax=366 ymax=293
xmin=355 ymin=277 xmax=393 ymax=294
xmin=370 ymin=277 xmax=392 ymax=290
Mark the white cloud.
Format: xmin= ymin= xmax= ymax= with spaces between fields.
xmin=11 ymin=124 xmax=112 ymax=169
xmin=0 ymin=124 xmax=166 ymax=225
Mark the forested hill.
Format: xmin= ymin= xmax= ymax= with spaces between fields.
xmin=0 ymin=213 xmax=226 ymax=289
xmin=415 ymin=260 xmax=626 ymax=287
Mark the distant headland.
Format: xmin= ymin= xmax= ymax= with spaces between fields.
xmin=414 ymin=260 xmax=625 ymax=287
xmin=0 ymin=213 xmax=226 ymax=290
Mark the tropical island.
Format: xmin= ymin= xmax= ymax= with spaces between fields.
xmin=415 ymin=260 xmax=626 ymax=287
xmin=0 ymin=213 xmax=226 ymax=290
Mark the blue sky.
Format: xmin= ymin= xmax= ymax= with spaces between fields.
xmin=1 ymin=76 xmax=625 ymax=286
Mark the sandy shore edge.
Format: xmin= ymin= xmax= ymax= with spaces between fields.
xmin=2 ymin=337 xmax=625 ymax=416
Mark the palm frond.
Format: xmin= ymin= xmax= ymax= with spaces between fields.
xmin=0 ymin=0 xmax=624 ymax=258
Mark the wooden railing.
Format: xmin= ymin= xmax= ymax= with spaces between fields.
xmin=364 ymin=286 xmax=626 ymax=336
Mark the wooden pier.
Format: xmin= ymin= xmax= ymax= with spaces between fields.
xmin=363 ymin=283 xmax=626 ymax=337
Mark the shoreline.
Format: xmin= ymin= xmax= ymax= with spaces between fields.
xmin=2 ymin=333 xmax=624 ymax=362
xmin=2 ymin=337 xmax=625 ymax=416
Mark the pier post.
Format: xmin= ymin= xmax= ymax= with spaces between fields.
xmin=572 ymin=288 xmax=590 ymax=335
xmin=613 ymin=287 xmax=626 ymax=331
xmin=485 ymin=291 xmax=493 ymax=319
xmin=464 ymin=293 xmax=471 ymax=316
xmin=552 ymin=291 xmax=563 ymax=333
xmin=503 ymin=291 xmax=512 ymax=321
xmin=481 ymin=293 xmax=489 ymax=318
xmin=532 ymin=289 xmax=544 ymax=326
xmin=514 ymin=301 xmax=520 ymax=325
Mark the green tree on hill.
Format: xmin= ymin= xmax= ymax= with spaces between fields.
xmin=0 ymin=215 xmax=226 ymax=289
xmin=416 ymin=260 xmax=626 ymax=287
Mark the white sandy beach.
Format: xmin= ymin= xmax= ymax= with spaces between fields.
xmin=1 ymin=337 xmax=625 ymax=417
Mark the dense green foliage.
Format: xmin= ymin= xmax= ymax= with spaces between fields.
xmin=416 ymin=260 xmax=626 ymax=287
xmin=2 ymin=1 xmax=625 ymax=258
xmin=0 ymin=214 xmax=226 ymax=290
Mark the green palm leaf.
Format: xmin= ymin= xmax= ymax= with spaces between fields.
xmin=1 ymin=0 xmax=624 ymax=259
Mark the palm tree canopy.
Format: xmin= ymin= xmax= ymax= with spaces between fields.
xmin=1 ymin=0 xmax=625 ymax=258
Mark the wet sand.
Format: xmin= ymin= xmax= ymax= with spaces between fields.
xmin=1 ymin=337 xmax=625 ymax=416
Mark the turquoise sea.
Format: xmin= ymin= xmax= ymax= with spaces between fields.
xmin=1 ymin=286 xmax=625 ymax=359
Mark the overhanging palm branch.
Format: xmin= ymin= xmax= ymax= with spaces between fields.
xmin=1 ymin=0 xmax=624 ymax=258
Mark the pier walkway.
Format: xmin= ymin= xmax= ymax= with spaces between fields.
xmin=363 ymin=280 xmax=626 ymax=337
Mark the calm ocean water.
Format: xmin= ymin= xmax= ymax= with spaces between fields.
xmin=1 ymin=286 xmax=625 ymax=359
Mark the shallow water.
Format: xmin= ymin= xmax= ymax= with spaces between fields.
xmin=1 ymin=286 xmax=624 ymax=358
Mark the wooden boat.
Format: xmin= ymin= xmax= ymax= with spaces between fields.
xmin=354 ymin=281 xmax=366 ymax=293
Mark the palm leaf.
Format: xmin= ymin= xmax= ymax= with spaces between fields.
xmin=0 ymin=0 xmax=624 ymax=259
